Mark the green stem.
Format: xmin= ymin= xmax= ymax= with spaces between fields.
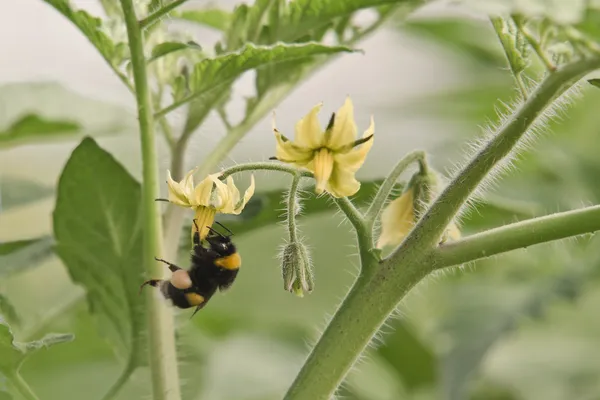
xmin=139 ymin=0 xmax=189 ymax=29
xmin=120 ymin=1 xmax=181 ymax=400
xmin=7 ymin=371 xmax=39 ymax=400
xmin=365 ymin=150 xmax=425 ymax=225
xmin=101 ymin=361 xmax=136 ymax=400
xmin=512 ymin=15 xmax=556 ymax=72
xmin=430 ymin=204 xmax=600 ymax=268
xmin=220 ymin=162 xmax=313 ymax=179
xmin=387 ymin=57 xmax=600 ymax=268
xmin=287 ymin=175 xmax=301 ymax=243
xmin=490 ymin=16 xmax=528 ymax=99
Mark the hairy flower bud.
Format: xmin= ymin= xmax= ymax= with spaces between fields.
xmin=281 ymin=242 xmax=314 ymax=297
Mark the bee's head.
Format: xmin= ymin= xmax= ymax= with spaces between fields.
xmin=206 ymin=234 xmax=236 ymax=257
xmin=205 ymin=223 xmax=236 ymax=257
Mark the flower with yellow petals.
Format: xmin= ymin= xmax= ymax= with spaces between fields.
xmin=272 ymin=97 xmax=374 ymax=198
xmin=166 ymin=168 xmax=255 ymax=240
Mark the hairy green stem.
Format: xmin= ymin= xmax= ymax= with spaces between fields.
xmin=220 ymin=162 xmax=313 ymax=179
xmin=430 ymin=204 xmax=600 ymax=268
xmin=7 ymin=371 xmax=39 ymax=400
xmin=287 ymin=175 xmax=302 ymax=243
xmin=139 ymin=0 xmax=189 ymax=29
xmin=284 ymin=57 xmax=600 ymax=400
xmin=365 ymin=150 xmax=425 ymax=225
xmin=120 ymin=1 xmax=181 ymax=399
xmin=387 ymin=57 xmax=600 ymax=268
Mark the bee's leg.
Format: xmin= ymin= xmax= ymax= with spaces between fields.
xmin=155 ymin=256 xmax=183 ymax=272
xmin=139 ymin=279 xmax=163 ymax=294
xmin=192 ymin=219 xmax=201 ymax=246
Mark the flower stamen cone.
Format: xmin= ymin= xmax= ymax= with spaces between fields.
xmin=272 ymin=97 xmax=374 ymax=198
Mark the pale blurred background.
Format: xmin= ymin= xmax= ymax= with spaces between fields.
xmin=2 ymin=1 xmax=600 ymax=400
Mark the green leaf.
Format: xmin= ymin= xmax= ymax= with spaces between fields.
xmin=53 ymin=137 xmax=145 ymax=368
xmin=0 ymin=82 xmax=135 ymax=147
xmin=166 ymin=42 xmax=355 ymax=112
xmin=0 ymin=294 xmax=20 ymax=328
xmin=41 ymin=0 xmax=128 ymax=68
xmin=0 ymin=114 xmax=80 ymax=148
xmin=277 ymin=0 xmax=403 ymax=42
xmin=0 ymin=391 xmax=12 ymax=400
xmin=0 ymin=237 xmax=55 ymax=277
xmin=175 ymin=8 xmax=232 ymax=31
xmin=0 ymin=177 xmax=54 ymax=212
xmin=588 ymin=78 xmax=600 ymax=89
xmin=0 ymin=319 xmax=73 ymax=373
xmin=148 ymin=41 xmax=203 ymax=63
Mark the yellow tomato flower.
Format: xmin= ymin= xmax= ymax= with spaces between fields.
xmin=272 ymin=97 xmax=374 ymax=198
xmin=166 ymin=168 xmax=255 ymax=239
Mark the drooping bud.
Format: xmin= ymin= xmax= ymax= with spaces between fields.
xmin=377 ymin=161 xmax=461 ymax=249
xmin=281 ymin=242 xmax=314 ymax=297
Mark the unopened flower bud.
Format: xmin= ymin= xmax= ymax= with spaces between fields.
xmin=281 ymin=242 xmax=314 ymax=297
xmin=377 ymin=163 xmax=461 ymax=249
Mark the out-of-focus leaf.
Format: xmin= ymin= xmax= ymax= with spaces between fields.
xmin=175 ymin=43 xmax=355 ymax=108
xmin=0 ymin=114 xmax=80 ymax=148
xmin=175 ymin=9 xmax=232 ymax=31
xmin=0 ymin=319 xmax=73 ymax=374
xmin=0 ymin=391 xmax=12 ymax=400
xmin=588 ymin=78 xmax=600 ymax=89
xmin=53 ymin=138 xmax=145 ymax=368
xmin=0 ymin=294 xmax=20 ymax=328
xmin=148 ymin=41 xmax=203 ymax=63
xmin=0 ymin=177 xmax=54 ymax=212
xmin=41 ymin=0 xmax=128 ymax=67
xmin=402 ymin=17 xmax=504 ymax=67
xmin=452 ymin=0 xmax=594 ymax=24
xmin=377 ymin=319 xmax=437 ymax=391
xmin=0 ymin=237 xmax=55 ymax=277
xmin=0 ymin=82 xmax=135 ymax=143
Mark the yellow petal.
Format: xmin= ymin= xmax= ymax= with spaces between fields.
xmin=193 ymin=206 xmax=216 ymax=241
xmin=376 ymin=189 xmax=415 ymax=249
xmin=274 ymin=129 xmax=313 ymax=164
xmin=167 ymin=169 xmax=194 ymax=206
xmin=209 ymin=174 xmax=231 ymax=212
xmin=231 ymin=174 xmax=255 ymax=214
xmin=192 ymin=174 xmax=214 ymax=207
xmin=226 ymin=176 xmax=241 ymax=207
xmin=313 ymin=148 xmax=335 ymax=195
xmin=327 ymin=96 xmax=357 ymax=150
xmin=294 ymin=103 xmax=323 ymax=148
xmin=325 ymin=165 xmax=361 ymax=198
xmin=334 ymin=116 xmax=374 ymax=172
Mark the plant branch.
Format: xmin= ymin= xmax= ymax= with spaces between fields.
xmin=284 ymin=56 xmax=600 ymax=400
xmin=220 ymin=161 xmax=313 ymax=179
xmin=429 ymin=204 xmax=600 ymax=268
xmin=387 ymin=56 xmax=600 ymax=268
xmin=287 ymin=174 xmax=302 ymax=243
xmin=120 ymin=1 xmax=180 ymax=399
xmin=7 ymin=371 xmax=39 ymax=400
xmin=365 ymin=150 xmax=425 ymax=225
xmin=139 ymin=0 xmax=189 ymax=29
xmin=512 ymin=15 xmax=556 ymax=72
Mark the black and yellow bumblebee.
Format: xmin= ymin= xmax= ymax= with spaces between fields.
xmin=140 ymin=220 xmax=241 ymax=317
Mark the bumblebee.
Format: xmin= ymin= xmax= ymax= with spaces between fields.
xmin=140 ymin=220 xmax=241 ymax=317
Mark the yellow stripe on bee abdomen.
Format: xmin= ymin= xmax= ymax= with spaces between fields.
xmin=214 ymin=253 xmax=241 ymax=270
xmin=185 ymin=293 xmax=205 ymax=307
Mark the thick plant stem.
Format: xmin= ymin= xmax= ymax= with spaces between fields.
xmin=120 ymin=1 xmax=181 ymax=399
xmin=430 ymin=204 xmax=600 ymax=268
xmin=7 ymin=371 xmax=39 ymax=400
xmin=387 ymin=57 xmax=600 ymax=268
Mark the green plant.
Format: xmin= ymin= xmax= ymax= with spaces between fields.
xmin=2 ymin=1 xmax=600 ymax=400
